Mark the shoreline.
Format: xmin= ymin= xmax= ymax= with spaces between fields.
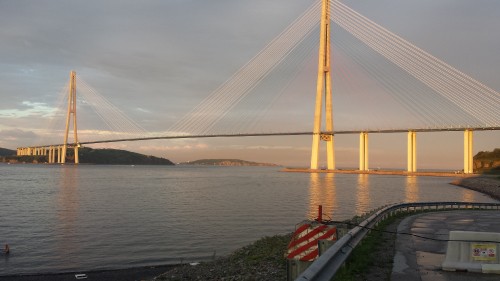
xmin=0 ymin=264 xmax=179 ymax=281
xmin=451 ymin=175 xmax=500 ymax=200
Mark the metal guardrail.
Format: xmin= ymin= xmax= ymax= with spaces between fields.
xmin=295 ymin=201 xmax=500 ymax=281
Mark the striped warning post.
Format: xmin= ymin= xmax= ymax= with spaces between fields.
xmin=287 ymin=221 xmax=337 ymax=261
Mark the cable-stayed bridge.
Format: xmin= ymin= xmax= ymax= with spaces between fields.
xmin=16 ymin=0 xmax=500 ymax=173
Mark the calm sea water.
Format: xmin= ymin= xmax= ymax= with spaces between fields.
xmin=0 ymin=164 xmax=497 ymax=275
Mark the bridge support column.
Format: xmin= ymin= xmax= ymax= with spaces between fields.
xmin=57 ymin=146 xmax=62 ymax=163
xmin=464 ymin=130 xmax=474 ymax=174
xmin=359 ymin=132 xmax=369 ymax=171
xmin=407 ymin=131 xmax=416 ymax=172
xmin=310 ymin=0 xmax=334 ymax=170
xmin=74 ymin=144 xmax=79 ymax=164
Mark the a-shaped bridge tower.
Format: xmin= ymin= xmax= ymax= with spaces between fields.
xmin=310 ymin=0 xmax=334 ymax=170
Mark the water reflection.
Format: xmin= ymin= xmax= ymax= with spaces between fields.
xmin=461 ymin=188 xmax=475 ymax=202
xmin=405 ymin=176 xmax=419 ymax=202
xmin=308 ymin=173 xmax=336 ymax=220
xmin=56 ymin=166 xmax=80 ymax=264
xmin=356 ymin=174 xmax=370 ymax=215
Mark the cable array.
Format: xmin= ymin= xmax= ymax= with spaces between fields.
xmin=331 ymin=0 xmax=500 ymax=127
xmin=331 ymin=27 xmax=481 ymax=130
xmin=76 ymin=77 xmax=147 ymax=140
xmin=209 ymin=27 xmax=320 ymax=134
xmin=167 ymin=1 xmax=322 ymax=136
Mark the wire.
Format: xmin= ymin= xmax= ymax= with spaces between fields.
xmin=321 ymin=220 xmax=500 ymax=244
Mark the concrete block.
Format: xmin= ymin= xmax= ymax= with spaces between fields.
xmin=442 ymin=231 xmax=500 ymax=274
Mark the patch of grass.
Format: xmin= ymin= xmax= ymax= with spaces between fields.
xmin=332 ymin=212 xmax=410 ymax=281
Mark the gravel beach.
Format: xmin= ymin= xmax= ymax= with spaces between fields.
xmin=452 ymin=175 xmax=500 ymax=200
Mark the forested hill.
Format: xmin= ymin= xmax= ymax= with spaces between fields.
xmin=474 ymin=148 xmax=500 ymax=174
xmin=78 ymin=147 xmax=174 ymax=165
xmin=0 ymin=147 xmax=16 ymax=156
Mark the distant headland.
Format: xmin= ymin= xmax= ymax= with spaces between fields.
xmin=0 ymin=147 xmax=174 ymax=165
xmin=179 ymin=159 xmax=279 ymax=167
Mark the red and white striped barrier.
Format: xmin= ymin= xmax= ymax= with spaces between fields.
xmin=287 ymin=221 xmax=337 ymax=261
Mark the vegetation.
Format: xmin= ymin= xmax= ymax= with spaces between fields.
xmin=1 ymin=147 xmax=174 ymax=165
xmin=78 ymin=147 xmax=174 ymax=165
xmin=474 ymin=148 xmax=500 ymax=174
xmin=333 ymin=214 xmax=407 ymax=281
xmin=0 ymin=147 xmax=15 ymax=156
xmin=181 ymin=159 xmax=278 ymax=166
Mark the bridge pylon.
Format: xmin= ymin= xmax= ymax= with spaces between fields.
xmin=464 ymin=129 xmax=473 ymax=174
xmin=61 ymin=70 xmax=79 ymax=164
xmin=310 ymin=0 xmax=334 ymax=170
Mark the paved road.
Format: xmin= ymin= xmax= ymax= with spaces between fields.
xmin=392 ymin=210 xmax=500 ymax=281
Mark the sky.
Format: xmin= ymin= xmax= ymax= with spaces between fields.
xmin=0 ymin=0 xmax=499 ymax=169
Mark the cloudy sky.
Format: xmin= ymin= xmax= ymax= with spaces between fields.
xmin=1 ymin=0 xmax=499 ymax=168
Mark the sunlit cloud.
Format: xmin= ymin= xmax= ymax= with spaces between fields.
xmin=0 ymin=101 xmax=56 ymax=118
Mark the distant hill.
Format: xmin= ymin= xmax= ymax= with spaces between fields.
xmin=78 ymin=147 xmax=174 ymax=165
xmin=181 ymin=159 xmax=278 ymax=167
xmin=474 ymin=148 xmax=500 ymax=174
xmin=0 ymin=147 xmax=16 ymax=157
xmin=2 ymin=147 xmax=174 ymax=165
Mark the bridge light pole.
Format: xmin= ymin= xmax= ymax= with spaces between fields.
xmin=62 ymin=70 xmax=79 ymax=164
xmin=310 ymin=0 xmax=334 ymax=170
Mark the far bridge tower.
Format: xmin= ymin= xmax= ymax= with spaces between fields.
xmin=62 ymin=70 xmax=79 ymax=164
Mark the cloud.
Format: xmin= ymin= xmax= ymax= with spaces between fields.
xmin=0 ymin=129 xmax=38 ymax=148
xmin=0 ymin=101 xmax=58 ymax=118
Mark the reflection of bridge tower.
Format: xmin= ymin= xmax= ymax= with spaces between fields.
xmin=61 ymin=70 xmax=79 ymax=164
xmin=310 ymin=0 xmax=334 ymax=170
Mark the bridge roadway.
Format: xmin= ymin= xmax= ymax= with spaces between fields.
xmin=72 ymin=126 xmax=500 ymax=146
xmin=16 ymin=126 xmax=500 ymax=170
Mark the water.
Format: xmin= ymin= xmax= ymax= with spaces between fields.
xmin=0 ymin=164 xmax=497 ymax=275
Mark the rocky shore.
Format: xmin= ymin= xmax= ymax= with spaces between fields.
xmin=152 ymin=175 xmax=500 ymax=281
xmin=451 ymin=175 xmax=500 ymax=200
xmin=153 ymin=234 xmax=292 ymax=281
